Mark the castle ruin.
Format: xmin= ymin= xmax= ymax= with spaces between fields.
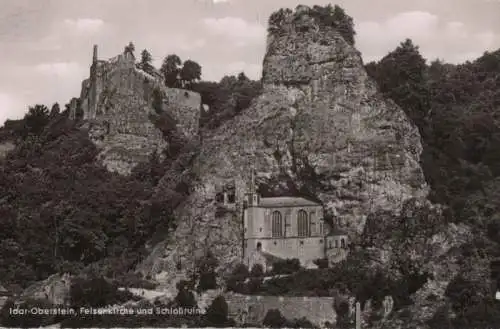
xmin=69 ymin=45 xmax=202 ymax=175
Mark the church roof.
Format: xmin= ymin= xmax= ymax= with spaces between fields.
xmin=258 ymin=196 xmax=320 ymax=208
xmin=260 ymin=251 xmax=286 ymax=264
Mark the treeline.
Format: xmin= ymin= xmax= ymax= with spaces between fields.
xmin=365 ymin=39 xmax=500 ymax=327
xmin=123 ymin=42 xmax=263 ymax=129
xmin=0 ymin=103 xmax=192 ymax=289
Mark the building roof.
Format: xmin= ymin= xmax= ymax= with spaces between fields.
xmin=258 ymin=196 xmax=320 ymax=208
xmin=260 ymin=251 xmax=286 ymax=264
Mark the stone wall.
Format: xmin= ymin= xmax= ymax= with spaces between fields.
xmin=224 ymin=292 xmax=336 ymax=326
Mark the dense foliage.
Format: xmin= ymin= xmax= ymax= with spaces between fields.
xmin=0 ymin=109 xmax=184 ymax=288
xmin=192 ymin=72 xmax=262 ymax=129
xmin=268 ymin=5 xmax=356 ymax=45
xmin=262 ymin=309 xmax=317 ymax=328
xmin=366 ymin=39 xmax=500 ymax=327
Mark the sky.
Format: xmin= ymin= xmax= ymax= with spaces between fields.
xmin=1 ymin=0 xmax=499 ymax=125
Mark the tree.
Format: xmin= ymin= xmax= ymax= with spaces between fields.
xmin=331 ymin=5 xmax=356 ymax=46
xmin=152 ymin=88 xmax=164 ymax=114
xmin=226 ymin=263 xmax=249 ymax=292
xmin=204 ymin=295 xmax=230 ymax=327
xmin=197 ymin=251 xmax=218 ymax=292
xmin=174 ymin=280 xmax=197 ymax=308
xmin=24 ymin=104 xmax=50 ymax=137
xmin=263 ymin=309 xmax=287 ymax=328
xmin=365 ymin=38 xmax=429 ymax=134
xmin=124 ymin=41 xmax=135 ymax=55
xmin=179 ymin=59 xmax=202 ymax=88
xmin=161 ymin=54 xmax=182 ymax=88
xmin=140 ymin=49 xmax=154 ymax=74
xmin=50 ymin=103 xmax=60 ymax=117
xmin=250 ymin=263 xmax=264 ymax=277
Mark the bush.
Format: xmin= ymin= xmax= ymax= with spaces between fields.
xmin=271 ymin=258 xmax=302 ymax=275
xmin=263 ymin=309 xmax=288 ymax=328
xmin=246 ymin=277 xmax=263 ymax=294
xmin=427 ymin=305 xmax=453 ymax=329
xmin=196 ymin=251 xmax=218 ymax=292
xmin=289 ymin=317 xmax=317 ymax=328
xmin=174 ymin=281 xmax=197 ymax=308
xmin=313 ymin=258 xmax=329 ymax=269
xmin=250 ymin=263 xmax=264 ymax=277
xmin=116 ymin=272 xmax=158 ymax=290
xmin=69 ymin=275 xmax=135 ymax=308
xmin=204 ymin=295 xmax=234 ymax=327
xmin=226 ymin=263 xmax=249 ymax=293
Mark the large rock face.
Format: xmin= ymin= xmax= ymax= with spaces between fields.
xmin=140 ymin=7 xmax=428 ymax=286
xmin=74 ymin=49 xmax=201 ymax=175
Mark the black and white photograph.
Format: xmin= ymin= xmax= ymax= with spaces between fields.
xmin=0 ymin=0 xmax=500 ymax=327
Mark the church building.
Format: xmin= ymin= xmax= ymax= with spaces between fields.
xmin=241 ymin=174 xmax=348 ymax=271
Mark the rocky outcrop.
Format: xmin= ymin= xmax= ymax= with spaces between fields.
xmin=140 ymin=5 xmax=428 ymax=288
xmin=0 ymin=141 xmax=15 ymax=160
xmin=75 ymin=48 xmax=201 ymax=175
xmin=21 ymin=273 xmax=71 ymax=305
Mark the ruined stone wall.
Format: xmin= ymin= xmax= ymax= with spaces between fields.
xmin=224 ymin=292 xmax=336 ymax=326
xmin=74 ymin=49 xmax=201 ymax=175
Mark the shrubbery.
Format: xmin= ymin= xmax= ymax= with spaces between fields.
xmin=268 ymin=5 xmax=356 ymax=46
xmin=313 ymin=258 xmax=329 ymax=269
xmin=196 ymin=251 xmax=218 ymax=292
xmin=203 ymin=295 xmax=235 ymax=327
xmin=226 ymin=263 xmax=249 ymax=293
xmin=262 ymin=309 xmax=316 ymax=328
xmin=69 ymin=275 xmax=138 ymax=308
xmin=271 ymin=258 xmax=301 ymax=275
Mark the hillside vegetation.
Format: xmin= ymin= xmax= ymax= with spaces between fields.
xmin=1 ymin=4 xmax=500 ymax=328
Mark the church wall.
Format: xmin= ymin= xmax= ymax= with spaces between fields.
xmin=243 ymin=203 xmax=331 ymax=267
xmin=262 ymin=205 xmax=324 ymax=237
xmin=265 ymin=236 xmax=326 ymax=265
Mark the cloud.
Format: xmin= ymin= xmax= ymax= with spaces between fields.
xmin=212 ymin=0 xmax=231 ymax=3
xmin=356 ymin=11 xmax=498 ymax=64
xmin=0 ymin=92 xmax=23 ymax=125
xmin=202 ymin=17 xmax=265 ymax=46
xmin=35 ymin=62 xmax=84 ymax=77
xmin=63 ymin=18 xmax=104 ymax=34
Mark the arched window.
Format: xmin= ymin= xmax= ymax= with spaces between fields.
xmin=341 ymin=238 xmax=346 ymax=248
xmin=297 ymin=210 xmax=309 ymax=237
xmin=271 ymin=211 xmax=283 ymax=237
xmin=335 ymin=240 xmax=339 ymax=248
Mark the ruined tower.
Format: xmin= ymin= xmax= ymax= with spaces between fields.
xmin=86 ymin=45 xmax=98 ymax=120
xmin=92 ymin=44 xmax=98 ymax=65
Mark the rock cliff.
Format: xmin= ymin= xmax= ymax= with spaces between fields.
xmin=74 ymin=47 xmax=201 ymax=175
xmin=140 ymin=6 xmax=428 ymax=288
